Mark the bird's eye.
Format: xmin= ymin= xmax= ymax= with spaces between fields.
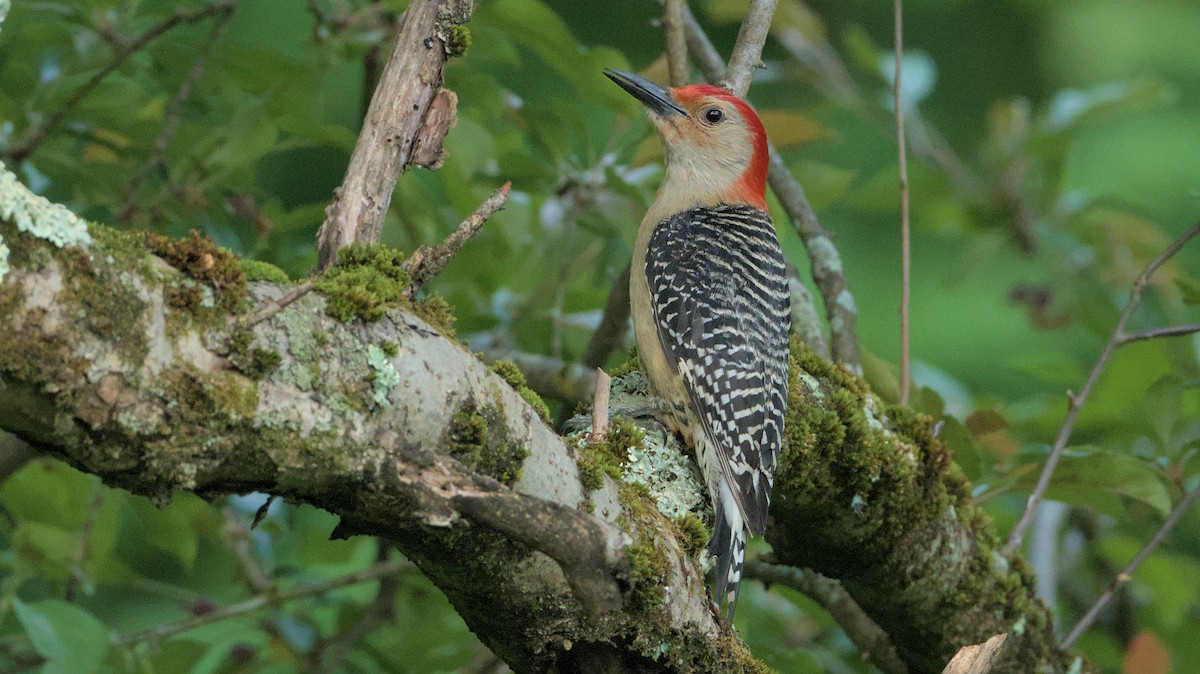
xmin=703 ymin=108 xmax=724 ymax=124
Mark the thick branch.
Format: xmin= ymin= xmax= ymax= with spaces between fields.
xmin=722 ymin=0 xmax=778 ymax=96
xmin=0 ymin=201 xmax=750 ymax=673
xmin=315 ymin=0 xmax=472 ymax=269
xmin=1 ymin=169 xmax=1076 ymax=672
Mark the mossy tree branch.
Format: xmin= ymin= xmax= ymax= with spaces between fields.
xmin=2 ymin=173 xmax=1078 ymax=672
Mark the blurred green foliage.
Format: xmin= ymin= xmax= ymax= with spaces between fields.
xmin=2 ymin=0 xmax=1200 ymax=671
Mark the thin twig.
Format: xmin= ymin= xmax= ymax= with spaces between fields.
xmin=1117 ymin=322 xmax=1200 ymax=346
xmin=65 ymin=483 xmax=105 ymax=601
xmin=1003 ymin=220 xmax=1200 ymax=556
xmin=241 ymin=280 xmax=315 ymax=328
xmin=744 ymin=560 xmax=907 ymax=674
xmin=405 ymin=181 xmax=511 ymax=295
xmin=118 ymin=4 xmax=236 ymax=221
xmin=722 ymin=0 xmax=778 ymax=97
xmin=677 ymin=3 xmax=860 ymax=368
xmin=3 ymin=1 xmax=237 ymax=163
xmin=112 ymin=560 xmax=411 ymax=647
xmin=1060 ymin=481 xmax=1200 ymax=648
xmin=894 ymin=0 xmax=911 ymax=405
xmin=588 ymin=370 xmax=612 ymax=444
xmin=663 ymin=0 xmax=689 ymax=87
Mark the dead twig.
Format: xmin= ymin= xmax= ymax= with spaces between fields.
xmin=241 ymin=280 xmax=315 ymax=328
xmin=405 ymin=181 xmax=512 ymax=294
xmin=1003 ymin=220 xmax=1200 ymax=556
xmin=316 ymin=0 xmax=474 ymax=269
xmin=1060 ymin=481 xmax=1200 ymax=648
xmin=588 ymin=370 xmax=612 ymax=444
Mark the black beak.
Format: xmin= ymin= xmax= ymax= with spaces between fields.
xmin=603 ymin=68 xmax=687 ymax=118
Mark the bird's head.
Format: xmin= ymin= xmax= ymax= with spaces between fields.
xmin=604 ymin=68 xmax=769 ymax=211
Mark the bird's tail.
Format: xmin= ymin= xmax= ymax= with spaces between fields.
xmin=709 ymin=479 xmax=747 ymax=622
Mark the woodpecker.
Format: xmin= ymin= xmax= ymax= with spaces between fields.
xmin=604 ymin=69 xmax=790 ymax=621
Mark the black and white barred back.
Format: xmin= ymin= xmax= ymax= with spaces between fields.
xmin=644 ymin=203 xmax=791 ymax=619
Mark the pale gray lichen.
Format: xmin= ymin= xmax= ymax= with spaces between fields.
xmin=366 ymin=344 xmax=400 ymax=406
xmin=0 ymin=161 xmax=92 ymax=282
xmin=624 ymin=430 xmax=708 ymax=521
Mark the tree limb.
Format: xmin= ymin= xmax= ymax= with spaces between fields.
xmin=315 ymin=0 xmax=473 ymax=269
xmin=722 ymin=0 xmax=778 ymax=97
xmin=1 ymin=165 xmax=1080 ymax=671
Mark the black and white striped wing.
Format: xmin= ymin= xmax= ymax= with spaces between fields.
xmin=645 ymin=203 xmax=791 ymax=535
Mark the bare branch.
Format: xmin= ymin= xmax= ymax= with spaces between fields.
xmin=113 ymin=560 xmax=412 ymax=647
xmin=663 ymin=0 xmax=690 ymax=87
xmin=405 ymin=181 xmax=511 ymax=294
xmin=894 ymin=0 xmax=912 ymax=405
xmin=1004 ymin=220 xmax=1200 ymax=556
xmin=2 ymin=1 xmax=237 ymax=163
xmin=588 ymin=370 xmax=612 ymax=443
xmin=478 ymin=349 xmax=599 ymax=405
xmin=679 ymin=3 xmax=861 ymax=368
xmin=744 ymin=560 xmax=907 ymax=674
xmin=241 ymin=280 xmax=316 ymax=327
xmin=1065 ymin=477 xmax=1195 ymax=647
xmin=316 ymin=0 xmax=474 ymax=269
xmin=1117 ymin=322 xmax=1200 ymax=346
xmin=722 ymin=0 xmax=778 ymax=97
xmin=1060 ymin=481 xmax=1200 ymax=648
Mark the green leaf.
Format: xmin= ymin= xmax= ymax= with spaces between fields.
xmin=11 ymin=521 xmax=76 ymax=581
xmin=13 ymin=598 xmax=111 ymax=674
xmin=128 ymin=498 xmax=200 ymax=571
xmin=1014 ymin=447 xmax=1171 ymax=517
xmin=1145 ymin=374 xmax=1183 ymax=448
xmin=1175 ymin=275 xmax=1200 ymax=305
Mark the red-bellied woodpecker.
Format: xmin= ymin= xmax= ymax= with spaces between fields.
xmin=604 ymin=69 xmax=790 ymax=621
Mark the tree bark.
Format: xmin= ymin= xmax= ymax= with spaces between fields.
xmin=0 ymin=172 xmax=1080 ymax=672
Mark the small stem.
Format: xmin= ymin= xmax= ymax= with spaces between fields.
xmin=1060 ymin=481 xmax=1200 ymax=648
xmin=241 ymin=280 xmax=315 ymax=328
xmin=1003 ymin=220 xmax=1200 ymax=556
xmin=113 ymin=560 xmax=410 ymax=647
xmin=894 ymin=0 xmax=911 ymax=406
xmin=1116 ymin=322 xmax=1200 ymax=346
xmin=588 ymin=370 xmax=612 ymax=444
xmin=404 ymin=181 xmax=511 ymax=294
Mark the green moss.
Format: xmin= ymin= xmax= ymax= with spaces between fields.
xmin=413 ymin=292 xmax=456 ymax=335
xmin=313 ymin=243 xmax=409 ymax=322
xmin=490 ymin=359 xmax=551 ymax=423
xmin=448 ymin=400 xmax=529 ymax=486
xmin=379 ymin=340 xmax=399 ymax=358
xmin=674 ymin=513 xmax=710 ymax=557
xmin=146 ymin=230 xmax=248 ymax=313
xmin=577 ymin=453 xmax=608 ymax=491
xmin=446 ymin=25 xmax=471 ymax=56
xmin=608 ymin=351 xmax=641 ymax=378
xmin=223 ymin=329 xmax=281 ymax=380
xmin=626 ymin=537 xmax=669 ymax=612
xmin=239 ymin=259 xmax=290 ymax=284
